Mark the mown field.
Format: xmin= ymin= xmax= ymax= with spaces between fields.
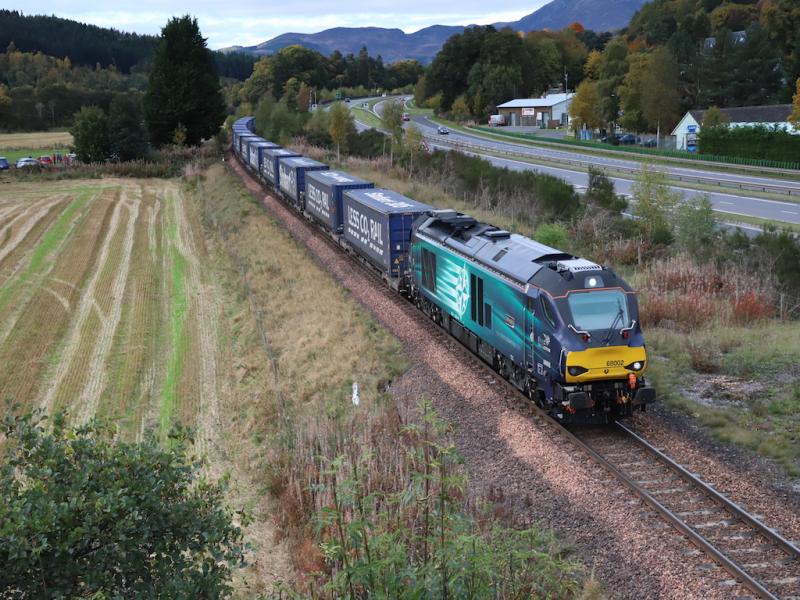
xmin=0 ymin=178 xmax=218 ymax=442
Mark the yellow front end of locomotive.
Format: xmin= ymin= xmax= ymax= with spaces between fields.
xmin=565 ymin=345 xmax=647 ymax=384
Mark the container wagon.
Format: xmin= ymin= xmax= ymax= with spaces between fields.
xmin=304 ymin=170 xmax=374 ymax=233
xmin=278 ymin=157 xmax=329 ymax=210
xmin=342 ymin=188 xmax=433 ymax=290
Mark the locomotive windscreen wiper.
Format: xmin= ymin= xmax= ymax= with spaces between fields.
xmin=602 ymin=300 xmax=625 ymax=345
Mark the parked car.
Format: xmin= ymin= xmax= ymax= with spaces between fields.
xmin=619 ymin=134 xmax=640 ymax=145
xmin=640 ymin=138 xmax=658 ymax=148
xmin=402 ymin=113 xmax=411 ymax=122
xmin=0 ymin=157 xmax=9 ymax=170
xmin=599 ymin=134 xmax=620 ymax=145
xmin=437 ymin=126 xmax=450 ymax=135
xmin=38 ymin=155 xmax=53 ymax=166
xmin=488 ymin=114 xmax=507 ymax=127
xmin=344 ymin=97 xmax=351 ymax=103
xmin=15 ymin=157 xmax=39 ymax=168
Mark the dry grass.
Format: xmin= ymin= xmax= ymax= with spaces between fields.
xmin=0 ymin=131 xmax=72 ymax=150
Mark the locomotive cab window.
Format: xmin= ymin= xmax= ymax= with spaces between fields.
xmin=567 ymin=290 xmax=629 ymax=331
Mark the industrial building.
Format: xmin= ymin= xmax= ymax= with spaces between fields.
xmin=496 ymin=93 xmax=574 ymax=127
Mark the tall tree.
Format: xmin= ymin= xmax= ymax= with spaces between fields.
xmin=143 ymin=16 xmax=225 ymax=146
xmin=596 ymin=37 xmax=629 ymax=130
xmin=70 ymin=105 xmax=110 ymax=162
xmin=328 ymin=101 xmax=354 ymax=161
xmin=790 ymin=79 xmax=800 ymax=126
xmin=381 ymin=99 xmax=405 ymax=164
xmin=619 ymin=52 xmax=649 ymax=133
xmin=109 ymin=94 xmax=147 ymax=161
xmin=569 ymin=80 xmax=604 ymax=132
xmin=641 ymin=46 xmax=682 ymax=135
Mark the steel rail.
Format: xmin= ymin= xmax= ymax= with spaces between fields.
xmin=615 ymin=421 xmax=800 ymax=562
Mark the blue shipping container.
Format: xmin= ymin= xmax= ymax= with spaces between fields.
xmin=248 ymin=141 xmax=280 ymax=172
xmin=262 ymin=148 xmax=299 ymax=186
xmin=238 ymin=134 xmax=259 ymax=160
xmin=305 ymin=170 xmax=374 ymax=233
xmin=342 ymin=189 xmax=433 ymax=277
xmin=278 ymin=157 xmax=329 ymax=208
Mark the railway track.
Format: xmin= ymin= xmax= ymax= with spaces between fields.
xmin=230 ymin=153 xmax=800 ymax=600
xmin=571 ymin=423 xmax=800 ymax=600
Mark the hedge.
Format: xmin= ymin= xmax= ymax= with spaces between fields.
xmin=699 ymin=126 xmax=800 ymax=164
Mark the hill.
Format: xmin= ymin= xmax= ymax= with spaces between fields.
xmin=0 ymin=10 xmax=156 ymax=73
xmin=222 ymin=0 xmax=650 ymax=63
xmin=496 ymin=0 xmax=649 ymax=33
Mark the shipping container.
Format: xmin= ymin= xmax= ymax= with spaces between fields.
xmin=242 ymin=136 xmax=268 ymax=166
xmin=342 ymin=188 xmax=433 ymax=278
xmin=262 ymin=148 xmax=300 ymax=186
xmin=278 ymin=157 xmax=329 ymax=209
xmin=237 ymin=134 xmax=259 ymax=160
xmin=248 ymin=141 xmax=281 ymax=172
xmin=304 ymin=170 xmax=374 ymax=233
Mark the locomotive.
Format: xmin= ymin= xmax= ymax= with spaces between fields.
xmin=232 ymin=116 xmax=655 ymax=424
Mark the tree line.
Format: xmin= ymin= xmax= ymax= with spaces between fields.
xmin=413 ymin=24 xmax=600 ymax=121
xmin=237 ymin=44 xmax=423 ymax=108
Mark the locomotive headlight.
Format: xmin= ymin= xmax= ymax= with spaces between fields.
xmin=585 ymin=276 xmax=604 ymax=288
xmin=625 ymin=361 xmax=644 ymax=371
xmin=568 ymin=366 xmax=588 ymax=376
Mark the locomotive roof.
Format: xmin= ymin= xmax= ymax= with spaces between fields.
xmin=414 ymin=210 xmax=631 ymax=294
xmin=414 ymin=210 xmax=575 ymax=285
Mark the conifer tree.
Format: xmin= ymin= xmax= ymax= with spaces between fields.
xmin=144 ymin=16 xmax=225 ymax=146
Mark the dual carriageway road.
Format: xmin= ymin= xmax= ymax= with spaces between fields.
xmin=352 ymin=97 xmax=800 ymax=231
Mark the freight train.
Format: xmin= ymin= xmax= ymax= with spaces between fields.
xmin=231 ymin=116 xmax=655 ymax=424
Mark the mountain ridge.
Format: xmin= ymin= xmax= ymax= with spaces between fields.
xmin=222 ymin=0 xmax=649 ymax=63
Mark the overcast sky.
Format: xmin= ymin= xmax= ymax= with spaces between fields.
xmin=6 ymin=1 xmax=552 ymax=49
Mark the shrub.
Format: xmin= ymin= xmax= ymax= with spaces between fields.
xmin=534 ymin=223 xmax=569 ymax=249
xmin=638 ymin=255 xmax=777 ymax=329
xmin=0 ymin=410 xmax=246 ymax=598
xmin=732 ymin=291 xmax=774 ymax=324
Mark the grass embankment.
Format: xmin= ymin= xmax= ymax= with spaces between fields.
xmin=647 ymin=323 xmax=800 ymax=476
xmin=200 ymin=162 xmax=600 ymax=597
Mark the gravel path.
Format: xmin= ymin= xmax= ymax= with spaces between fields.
xmin=229 ymin=157 xmax=756 ymax=599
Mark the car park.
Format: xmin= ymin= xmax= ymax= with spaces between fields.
xmin=0 ymin=157 xmax=9 ymax=170
xmin=15 ymin=157 xmax=39 ymax=168
xmin=437 ymin=126 xmax=449 ymax=135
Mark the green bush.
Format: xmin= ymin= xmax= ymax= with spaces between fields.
xmin=0 ymin=409 xmax=246 ymax=598
xmin=699 ymin=125 xmax=800 ymax=163
xmin=534 ymin=223 xmax=570 ymax=249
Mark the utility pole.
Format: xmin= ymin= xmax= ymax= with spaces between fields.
xmin=564 ymin=67 xmax=569 ymax=94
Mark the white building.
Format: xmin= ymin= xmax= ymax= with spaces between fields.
xmin=496 ymin=93 xmax=574 ymax=127
xmin=672 ymin=104 xmax=797 ymax=152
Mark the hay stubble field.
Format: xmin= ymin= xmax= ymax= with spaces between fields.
xmin=0 ymin=179 xmax=219 ymax=444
